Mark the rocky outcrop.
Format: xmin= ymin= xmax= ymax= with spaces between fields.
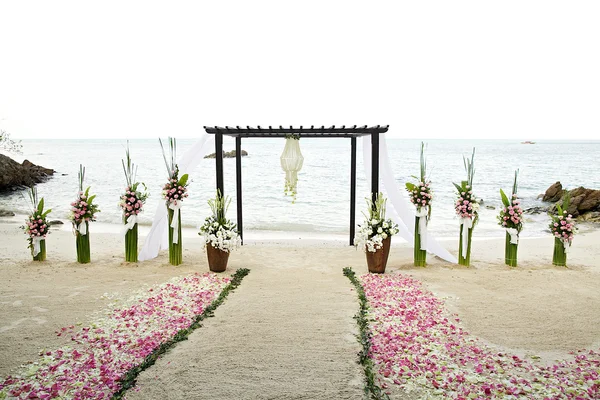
xmin=204 ymin=150 xmax=248 ymax=159
xmin=543 ymin=182 xmax=564 ymax=202
xmin=0 ymin=154 xmax=54 ymax=191
xmin=542 ymin=182 xmax=600 ymax=220
xmin=0 ymin=209 xmax=15 ymax=217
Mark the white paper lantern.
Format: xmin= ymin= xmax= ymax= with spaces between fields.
xmin=280 ymin=137 xmax=304 ymax=202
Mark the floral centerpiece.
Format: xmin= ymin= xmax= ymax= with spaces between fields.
xmin=21 ymin=187 xmax=51 ymax=261
xmin=120 ymin=143 xmax=148 ymax=262
xmin=453 ymin=149 xmax=478 ymax=266
xmin=69 ymin=165 xmax=100 ymax=264
xmin=498 ymin=170 xmax=523 ymax=267
xmin=355 ymin=192 xmax=399 ymax=273
xmin=550 ymin=193 xmax=576 ymax=267
xmin=405 ymin=142 xmax=432 ymax=267
xmin=199 ymin=191 xmax=240 ymax=272
xmin=160 ymin=137 xmax=189 ymax=266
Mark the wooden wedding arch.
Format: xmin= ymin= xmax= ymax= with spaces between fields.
xmin=203 ymin=125 xmax=389 ymax=246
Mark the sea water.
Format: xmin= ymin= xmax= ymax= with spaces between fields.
xmin=1 ymin=138 xmax=599 ymax=239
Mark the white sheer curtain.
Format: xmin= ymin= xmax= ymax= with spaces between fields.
xmin=363 ymin=134 xmax=457 ymax=264
xmin=138 ymin=133 xmax=216 ymax=261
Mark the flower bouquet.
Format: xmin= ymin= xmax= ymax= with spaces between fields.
xmin=120 ymin=143 xmax=148 ymax=262
xmin=199 ymin=191 xmax=241 ymax=272
xmin=22 ymin=187 xmax=51 ymax=261
xmin=405 ymin=142 xmax=432 ymax=267
xmin=498 ymin=170 xmax=523 ymax=267
xmin=550 ymin=193 xmax=576 ymax=267
xmin=70 ymin=165 xmax=100 ymax=264
xmin=355 ymin=192 xmax=399 ymax=273
xmin=453 ymin=149 xmax=478 ymax=266
xmin=160 ymin=138 xmax=189 ymax=266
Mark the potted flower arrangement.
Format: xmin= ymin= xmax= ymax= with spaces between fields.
xmin=405 ymin=142 xmax=432 ymax=267
xmin=550 ymin=193 xmax=576 ymax=267
xmin=120 ymin=143 xmax=149 ymax=262
xmin=497 ymin=170 xmax=523 ymax=267
xmin=160 ymin=137 xmax=189 ymax=266
xmin=69 ymin=165 xmax=100 ymax=264
xmin=199 ymin=191 xmax=241 ymax=272
xmin=453 ymin=149 xmax=478 ymax=266
xmin=22 ymin=187 xmax=51 ymax=261
xmin=355 ymin=192 xmax=399 ymax=273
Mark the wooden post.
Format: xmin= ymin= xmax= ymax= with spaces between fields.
xmin=371 ymin=132 xmax=379 ymax=206
xmin=350 ymin=137 xmax=357 ymax=246
xmin=235 ymin=136 xmax=243 ymax=245
xmin=215 ymin=132 xmax=224 ymax=196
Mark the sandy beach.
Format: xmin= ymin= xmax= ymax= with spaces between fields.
xmin=1 ymin=218 xmax=600 ymax=398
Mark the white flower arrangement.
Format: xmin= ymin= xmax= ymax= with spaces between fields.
xmin=355 ymin=193 xmax=399 ymax=253
xmin=198 ymin=191 xmax=241 ymax=253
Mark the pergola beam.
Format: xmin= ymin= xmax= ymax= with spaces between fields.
xmin=204 ymin=125 xmax=388 ymax=137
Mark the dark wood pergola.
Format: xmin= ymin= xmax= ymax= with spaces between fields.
xmin=203 ymin=125 xmax=389 ymax=245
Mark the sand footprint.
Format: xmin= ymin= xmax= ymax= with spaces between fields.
xmin=33 ymin=306 xmax=49 ymax=313
xmin=12 ymin=300 xmax=23 ymax=307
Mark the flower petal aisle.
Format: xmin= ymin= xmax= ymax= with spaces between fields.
xmin=0 ymin=271 xmax=248 ymax=399
xmin=359 ymin=273 xmax=600 ymax=399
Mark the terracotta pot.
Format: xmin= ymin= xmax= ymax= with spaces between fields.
xmin=366 ymin=237 xmax=391 ymax=273
xmin=206 ymin=243 xmax=230 ymax=272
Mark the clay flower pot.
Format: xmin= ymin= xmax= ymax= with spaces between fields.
xmin=366 ymin=237 xmax=391 ymax=273
xmin=206 ymin=243 xmax=230 ymax=272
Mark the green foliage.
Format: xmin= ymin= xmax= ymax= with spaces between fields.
xmin=405 ymin=182 xmax=416 ymax=192
xmin=343 ymin=268 xmax=390 ymax=400
xmin=499 ymin=188 xmax=510 ymax=208
xmin=462 ymin=148 xmax=476 ymax=187
xmin=178 ymin=173 xmax=189 ymax=187
xmin=208 ymin=189 xmax=232 ymax=225
xmin=112 ymin=268 xmax=250 ymax=399
xmin=159 ymin=137 xmax=178 ymax=178
xmin=121 ymin=141 xmax=138 ymax=187
xmin=364 ymin=192 xmax=387 ymax=222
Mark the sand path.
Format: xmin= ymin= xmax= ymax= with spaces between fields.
xmin=128 ymin=251 xmax=364 ymax=400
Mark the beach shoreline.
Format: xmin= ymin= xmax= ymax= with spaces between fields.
xmin=1 ymin=219 xmax=600 ymax=395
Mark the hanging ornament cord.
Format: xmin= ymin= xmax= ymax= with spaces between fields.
xmin=280 ymin=135 xmax=304 ymax=203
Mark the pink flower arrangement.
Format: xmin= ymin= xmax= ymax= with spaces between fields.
xmin=498 ymin=194 xmax=524 ymax=230
xmin=69 ymin=188 xmax=100 ymax=227
xmin=119 ymin=184 xmax=148 ymax=220
xmin=0 ymin=273 xmax=230 ymax=399
xmin=23 ymin=214 xmax=49 ymax=241
xmin=360 ymin=273 xmax=600 ymax=398
xmin=454 ymin=185 xmax=479 ymax=220
xmin=161 ymin=168 xmax=189 ymax=206
xmin=550 ymin=211 xmax=576 ymax=244
xmin=407 ymin=181 xmax=433 ymax=209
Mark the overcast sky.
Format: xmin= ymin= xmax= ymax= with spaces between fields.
xmin=0 ymin=1 xmax=598 ymax=140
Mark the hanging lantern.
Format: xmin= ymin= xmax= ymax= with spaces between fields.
xmin=280 ymin=135 xmax=304 ymax=202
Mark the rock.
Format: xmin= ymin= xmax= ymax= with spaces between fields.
xmin=0 ymin=154 xmax=54 ymax=191
xmin=523 ymin=206 xmax=548 ymax=215
xmin=204 ymin=150 xmax=248 ymax=159
xmin=485 ymin=205 xmax=495 ymax=210
xmin=549 ymin=185 xmax=600 ymax=218
xmin=48 ymin=220 xmax=64 ymax=226
xmin=580 ymin=211 xmax=600 ymax=222
xmin=542 ymin=182 xmax=564 ymax=202
xmin=0 ymin=209 xmax=15 ymax=217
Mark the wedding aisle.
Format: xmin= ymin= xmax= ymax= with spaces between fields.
xmin=127 ymin=246 xmax=365 ymax=400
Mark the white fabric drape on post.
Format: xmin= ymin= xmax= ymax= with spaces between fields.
xmin=362 ymin=134 xmax=457 ymax=264
xmin=138 ymin=133 xmax=216 ymax=261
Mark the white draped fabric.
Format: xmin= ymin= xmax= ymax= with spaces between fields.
xmin=138 ymin=133 xmax=215 ymax=261
xmin=362 ymin=134 xmax=457 ymax=264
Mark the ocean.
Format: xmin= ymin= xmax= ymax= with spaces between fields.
xmin=1 ymin=138 xmax=599 ymax=240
